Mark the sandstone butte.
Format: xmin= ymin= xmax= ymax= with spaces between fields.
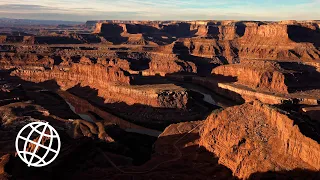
xmin=0 ymin=20 xmax=319 ymax=179
xmin=201 ymin=101 xmax=320 ymax=179
xmin=156 ymin=101 xmax=320 ymax=179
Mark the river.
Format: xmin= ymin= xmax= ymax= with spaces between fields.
xmin=61 ymin=92 xmax=162 ymax=137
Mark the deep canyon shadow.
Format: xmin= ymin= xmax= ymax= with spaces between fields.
xmin=288 ymin=25 xmax=320 ymax=47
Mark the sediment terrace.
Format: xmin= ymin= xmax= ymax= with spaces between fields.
xmin=0 ymin=20 xmax=319 ymax=179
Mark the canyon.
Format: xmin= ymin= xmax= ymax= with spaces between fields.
xmin=0 ymin=19 xmax=319 ymax=179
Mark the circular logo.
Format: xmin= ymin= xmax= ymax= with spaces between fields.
xmin=15 ymin=122 xmax=61 ymax=167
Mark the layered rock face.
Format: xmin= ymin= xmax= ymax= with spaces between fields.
xmin=237 ymin=24 xmax=320 ymax=61
xmin=9 ymin=62 xmax=190 ymax=109
xmin=0 ymin=51 xmax=205 ymax=128
xmin=187 ymin=59 xmax=320 ymax=105
xmin=212 ymin=60 xmax=320 ymax=94
xmin=94 ymin=22 xmax=193 ymax=38
xmin=0 ymin=50 xmax=195 ymax=109
xmin=12 ymin=63 xmax=131 ymax=86
xmin=206 ymin=24 xmax=246 ymax=40
xmin=212 ymin=61 xmax=288 ymax=93
xmin=93 ymin=21 xmax=320 ymax=62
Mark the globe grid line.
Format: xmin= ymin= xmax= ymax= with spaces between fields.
xmin=28 ymin=122 xmax=48 ymax=167
xmin=15 ymin=122 xmax=61 ymax=168
xmin=35 ymin=123 xmax=55 ymax=166
xmin=22 ymin=123 xmax=43 ymax=165
xmin=16 ymin=151 xmax=47 ymax=164
xmin=17 ymin=136 xmax=59 ymax=153
xmin=27 ymin=124 xmax=59 ymax=138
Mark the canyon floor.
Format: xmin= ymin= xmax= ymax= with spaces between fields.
xmin=0 ymin=20 xmax=320 ymax=179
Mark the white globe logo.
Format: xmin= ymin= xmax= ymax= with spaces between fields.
xmin=15 ymin=122 xmax=61 ymax=167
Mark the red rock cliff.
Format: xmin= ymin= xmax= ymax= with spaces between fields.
xmin=200 ymin=101 xmax=320 ymax=179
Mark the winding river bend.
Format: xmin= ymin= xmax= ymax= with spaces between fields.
xmin=58 ymin=90 xmax=162 ymax=137
xmin=66 ymin=101 xmax=95 ymax=122
xmin=56 ymin=80 xmax=228 ymax=138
